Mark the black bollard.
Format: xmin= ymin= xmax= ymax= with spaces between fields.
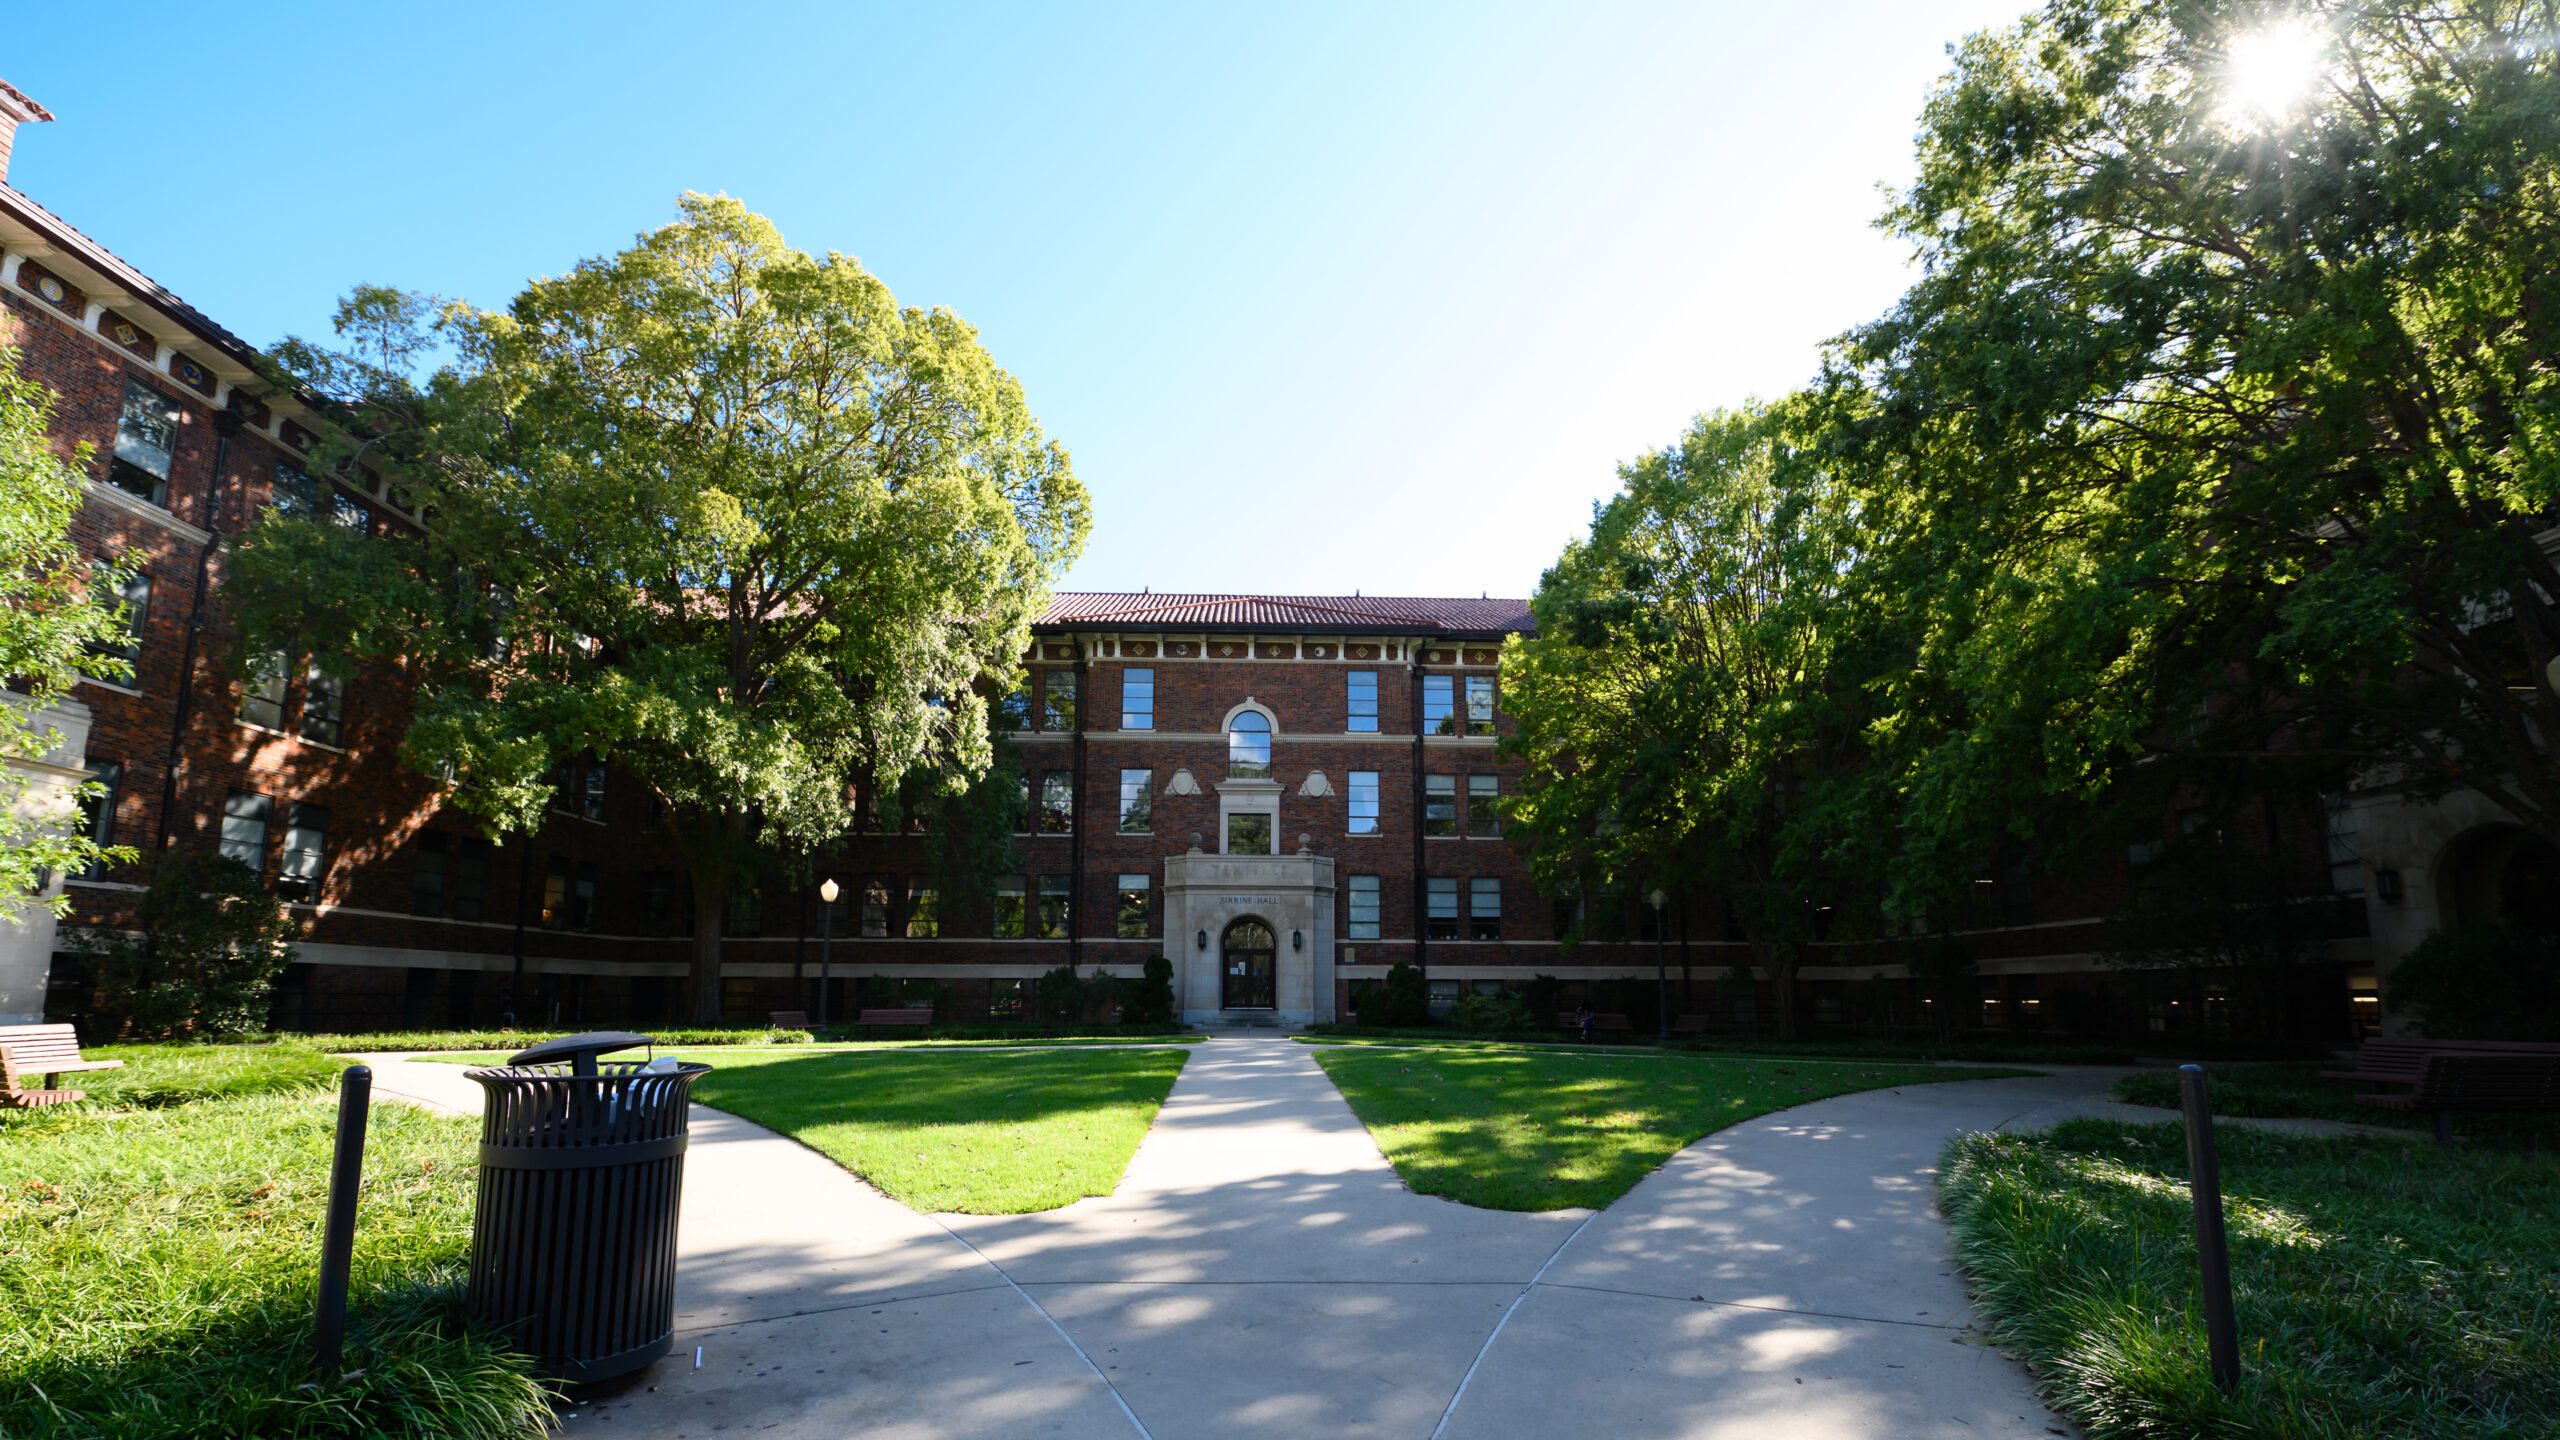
xmin=313 ymin=1063 xmax=371 ymax=1379
xmin=2177 ymin=1063 xmax=2242 ymax=1396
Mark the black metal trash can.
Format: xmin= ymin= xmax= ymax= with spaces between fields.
xmin=465 ymin=1031 xmax=709 ymax=1384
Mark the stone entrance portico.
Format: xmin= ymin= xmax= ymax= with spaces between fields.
xmin=1162 ymin=844 xmax=1336 ymax=1025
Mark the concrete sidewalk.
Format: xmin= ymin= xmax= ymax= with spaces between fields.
xmin=368 ymin=1039 xmax=2140 ymax=1438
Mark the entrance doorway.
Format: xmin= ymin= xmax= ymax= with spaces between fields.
xmin=1221 ymin=917 xmax=1276 ymax=1009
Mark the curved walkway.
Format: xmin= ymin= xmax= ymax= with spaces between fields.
xmin=369 ymin=1038 xmax=2160 ymax=1438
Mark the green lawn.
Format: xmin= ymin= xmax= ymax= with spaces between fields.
xmin=2110 ymin=1062 xmax=2560 ymax=1146
xmin=1940 ymin=1119 xmax=2558 ymax=1440
xmin=1312 ymin=1047 xmax=2024 ymax=1210
xmin=673 ymin=1047 xmax=1191 ymax=1213
xmin=1 ymin=1055 xmax=549 ymax=1440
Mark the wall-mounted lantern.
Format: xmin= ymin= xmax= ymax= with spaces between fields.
xmin=1196 ymin=929 xmax=1210 ymax=951
xmin=1291 ymin=929 xmax=1303 ymax=952
xmin=2374 ymin=868 xmax=2403 ymax=905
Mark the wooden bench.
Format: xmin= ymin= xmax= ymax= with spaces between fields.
xmin=1555 ymin=1011 xmax=1632 ymax=1036
xmin=769 ymin=1010 xmax=811 ymax=1030
xmin=2320 ymin=1037 xmax=2560 ymax=1086
xmin=2359 ymin=1051 xmax=2560 ymax=1143
xmin=0 ymin=1023 xmax=122 ymax=1109
xmin=855 ymin=1007 xmax=932 ymax=1030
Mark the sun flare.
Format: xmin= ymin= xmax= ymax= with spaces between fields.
xmin=2221 ymin=16 xmax=2332 ymax=128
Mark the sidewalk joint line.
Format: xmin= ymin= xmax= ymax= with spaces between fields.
xmin=671 ymin=1282 xmax=1016 ymax=1338
xmin=1532 ymin=1282 xmax=1967 ymax=1331
xmin=1428 ymin=1207 xmax=1601 ymax=1438
xmin=931 ymin=1218 xmax=1158 ymax=1440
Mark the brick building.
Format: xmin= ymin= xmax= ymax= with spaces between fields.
xmin=0 ymin=82 xmax=2440 ymax=1040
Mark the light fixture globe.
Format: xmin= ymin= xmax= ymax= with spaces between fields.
xmin=819 ymin=877 xmax=840 ymax=904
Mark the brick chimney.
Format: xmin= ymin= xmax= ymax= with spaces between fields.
xmin=0 ymin=79 xmax=56 ymax=187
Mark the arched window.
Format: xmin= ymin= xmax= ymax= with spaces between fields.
xmin=1228 ymin=710 xmax=1272 ymax=779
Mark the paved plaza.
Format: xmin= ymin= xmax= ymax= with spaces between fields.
xmin=372 ymin=1038 xmax=2140 ymax=1439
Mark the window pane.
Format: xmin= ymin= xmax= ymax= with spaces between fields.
xmin=1121 ymin=668 xmax=1154 ymax=730
xmin=1042 ymin=670 xmax=1078 ymax=732
xmin=862 ymin=878 xmax=892 ymax=938
xmin=83 ymin=562 xmax=149 ymax=677
xmin=580 ymin=758 xmax=607 ymax=822
xmin=1039 ymin=770 xmax=1074 ymax=833
xmin=1422 ymin=675 xmax=1456 ymax=735
xmin=990 ymin=978 xmax=1027 ymax=1018
xmin=1465 ymin=676 xmax=1496 ymax=735
xmin=1467 ymin=775 xmax=1500 ymax=837
xmin=1348 ymin=770 xmax=1380 ymax=835
xmin=240 ymin=651 xmax=288 ymax=729
xmin=271 ymin=461 xmax=318 ymax=519
xmin=1116 ymin=873 xmax=1150 ymax=939
xmin=722 ymin=885 xmax=762 ymax=937
xmin=1014 ymin=771 xmax=1033 ymax=832
xmin=572 ymin=861 xmax=598 ymax=931
xmin=1346 ymin=671 xmax=1378 ymax=732
xmin=1426 ymin=877 xmax=1460 ymax=939
xmin=1000 ymin=684 xmax=1030 ymax=730
xmin=543 ymin=857 xmax=571 ymax=929
xmin=995 ymin=877 xmax=1027 ymax=938
xmin=219 ymin=791 xmax=270 ymax=870
xmin=906 ymin=881 xmax=939 ymax=938
xmin=279 ymin=803 xmax=330 ymax=899
xmin=1470 ymin=878 xmax=1501 ymax=940
xmin=1424 ymin=775 xmax=1457 ymax=837
xmin=1119 ymin=769 xmax=1153 ymax=833
xmin=1228 ymin=711 xmax=1272 ymax=778
xmin=1036 ymin=875 xmax=1071 ymax=938
xmin=301 ymin=662 xmax=346 ymax=745
xmin=1227 ymin=812 xmax=1273 ymax=855
xmin=409 ymin=832 xmax=446 ymax=917
xmin=1347 ymin=874 xmax=1380 ymax=940
xmin=110 ymin=380 xmax=178 ymax=503
xmin=76 ymin=761 xmax=120 ymax=880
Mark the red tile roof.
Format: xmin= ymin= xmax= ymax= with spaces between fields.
xmin=1036 ymin=591 xmax=1533 ymax=636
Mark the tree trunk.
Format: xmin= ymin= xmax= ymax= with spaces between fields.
xmin=688 ymin=864 xmax=730 ymax=1025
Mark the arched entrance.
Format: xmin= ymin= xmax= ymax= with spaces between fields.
xmin=1221 ymin=917 xmax=1276 ymax=1010
xmin=2438 ymin=825 xmax=2560 ymax=938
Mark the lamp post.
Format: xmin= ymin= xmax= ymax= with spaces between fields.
xmin=1648 ymin=888 xmax=1670 ymax=1044
xmin=817 ymin=877 xmax=839 ymax=1031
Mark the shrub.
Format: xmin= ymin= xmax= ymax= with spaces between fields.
xmin=1371 ymin=962 xmax=1431 ymax=1028
xmin=1451 ymin=990 xmax=1534 ymax=1032
xmin=2383 ymin=926 xmax=2560 ymax=1040
xmin=77 ymin=851 xmax=295 ymax=1040
xmin=1035 ymin=965 xmax=1087 ymax=1022
xmin=1520 ymin=973 xmax=1564 ymax=1024
xmin=1124 ymin=955 xmax=1178 ymax=1024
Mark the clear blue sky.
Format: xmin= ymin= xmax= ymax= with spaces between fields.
xmin=13 ymin=1 xmax=2029 ymax=600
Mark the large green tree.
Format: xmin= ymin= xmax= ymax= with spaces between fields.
xmin=0 ymin=343 xmax=137 ymax=907
xmin=233 ymin=195 xmax=1088 ymax=1021
xmin=1841 ymin=0 xmax=2560 ymax=873
xmin=1502 ymin=401 xmax=1886 ymax=1038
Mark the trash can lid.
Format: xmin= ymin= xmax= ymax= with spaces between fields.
xmin=508 ymin=1031 xmax=654 ymax=1068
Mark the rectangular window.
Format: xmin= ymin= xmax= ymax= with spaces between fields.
xmin=1118 ymin=768 xmax=1153 ymax=833
xmin=449 ymin=839 xmax=489 ymax=922
xmin=1116 ymin=873 xmax=1151 ymax=939
xmin=862 ymin=877 xmax=893 ymax=938
xmin=1347 ymin=875 xmax=1381 ymax=940
xmin=542 ymin=857 xmax=571 ymax=930
xmin=240 ymin=650 xmax=289 ymax=730
xmin=1424 ymin=775 xmax=1457 ymax=837
xmin=1467 ymin=775 xmax=1501 ymax=837
xmin=270 ymin=461 xmax=318 ymax=519
xmin=1422 ymin=674 xmax=1456 ymax=735
xmin=999 ymin=682 xmax=1030 ymax=730
xmin=2325 ymin=794 xmax=2364 ymax=898
xmin=989 ymin=978 xmax=1027 ymax=1018
xmin=1346 ymin=671 xmax=1378 ymax=732
xmin=1227 ymin=812 xmax=1272 ymax=855
xmin=579 ymin=758 xmax=606 ymax=822
xmin=300 ymin=661 xmax=347 ymax=746
xmin=641 ymin=872 xmax=681 ymax=937
xmin=1999 ymin=845 xmax=2034 ymax=926
xmin=994 ymin=876 xmax=1027 ymax=938
xmin=1042 ymin=670 xmax=1078 ymax=732
xmin=905 ymin=880 xmax=939 ymax=939
xmin=1121 ymin=668 xmax=1154 ymax=730
xmin=1039 ymin=769 xmax=1075 ymax=833
xmin=1036 ymin=874 xmax=1071 ymax=939
xmin=74 ymin=761 xmax=120 ymax=880
xmin=218 ymin=791 xmax=271 ymax=872
xmin=83 ymin=562 xmax=149 ymax=678
xmin=1346 ymin=770 xmax=1380 ymax=835
xmin=278 ymin=803 xmax=330 ymax=900
xmin=1426 ymin=877 xmax=1460 ymax=940
xmin=410 ymin=832 xmax=448 ymax=917
xmin=109 ymin=380 xmax=179 ymax=506
xmin=571 ymin=860 xmax=598 ymax=931
xmin=1464 ymin=675 xmax=1496 ymax=735
xmin=1014 ymin=771 xmax=1033 ymax=833
xmin=1469 ymin=877 xmax=1502 ymax=940
xmin=330 ymin=495 xmax=373 ymax=534
xmin=722 ymin=884 xmax=762 ymax=937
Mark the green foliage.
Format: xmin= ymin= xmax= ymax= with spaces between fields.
xmin=685 ymin=1046 xmax=1190 ymax=1213
xmin=290 ymin=1026 xmax=812 ymax=1051
xmin=0 ymin=344 xmax=137 ymax=910
xmin=1315 ymin=1047 xmax=2019 ymax=1211
xmin=2382 ymin=927 xmax=2560 ymax=1041
xmin=75 ymin=852 xmax=297 ymax=1041
xmin=1123 ymin=955 xmax=1178 ymax=1025
xmin=1033 ymin=964 xmax=1087 ymax=1023
xmin=1449 ymin=989 xmax=1534 ymax=1033
xmin=1368 ymin=962 xmax=1431 ymax=1028
xmin=0 ymin=1092 xmax=554 ymax=1438
xmin=1940 ymin=1119 xmax=2560 ymax=1439
xmin=1839 ymin=0 xmax=2560 ymax=871
xmin=233 ymin=195 xmax=1089 ymax=1022
xmin=1519 ymin=973 xmax=1564 ymax=1024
